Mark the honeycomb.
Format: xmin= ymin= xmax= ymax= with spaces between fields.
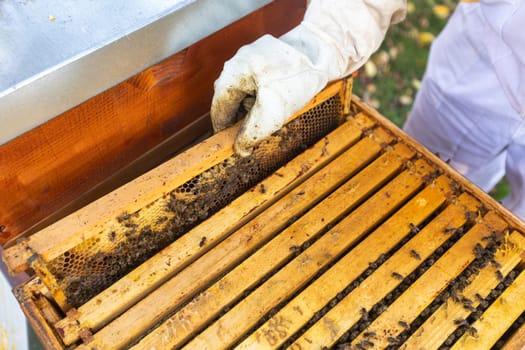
xmin=47 ymin=95 xmax=344 ymax=307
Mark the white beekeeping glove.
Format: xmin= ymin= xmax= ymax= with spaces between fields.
xmin=211 ymin=0 xmax=406 ymax=156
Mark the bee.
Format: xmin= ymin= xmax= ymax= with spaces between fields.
xmin=289 ymin=245 xmax=301 ymax=253
xmin=465 ymin=211 xmax=478 ymax=222
xmin=363 ymin=331 xmax=376 ymax=338
xmin=125 ymin=228 xmax=137 ymax=237
xmin=472 ymin=310 xmax=484 ymax=320
xmin=453 ymin=318 xmax=468 ymax=327
xmin=156 ymin=216 xmax=168 ymax=225
xmin=450 ymin=289 xmax=460 ymax=303
xmin=321 ymin=145 xmax=329 ymax=157
xmin=482 ymin=232 xmax=497 ymax=242
xmin=496 ymin=270 xmax=504 ymax=282
xmin=490 ymin=259 xmax=502 ymax=269
xmin=444 ymin=227 xmax=463 ymax=235
xmin=469 ymin=265 xmax=480 ymax=275
xmin=463 ymin=304 xmax=477 ymax=312
xmin=350 ymin=330 xmax=360 ymax=340
xmin=409 ymin=223 xmax=420 ymax=234
xmin=410 ymin=249 xmax=422 ymax=260
xmin=392 ymin=272 xmax=405 ymax=281
xmin=329 ymin=299 xmax=338 ymax=308
xmin=461 ymin=297 xmax=473 ymax=305
xmin=387 ymin=337 xmax=398 ymax=344
xmin=356 ymin=339 xmax=374 ymax=349
xmin=466 ymin=326 xmax=479 ymax=338
xmin=199 ymin=236 xmax=207 ymax=247
xmin=450 ymin=180 xmax=461 ymax=192
xmin=124 ymin=222 xmax=138 ymax=229
xmin=117 ymin=212 xmax=132 ymax=222
xmin=259 ymin=184 xmax=266 ymax=194
xmin=444 ymin=336 xmax=455 ymax=346
xmin=473 ymin=243 xmax=485 ymax=258
xmin=398 ymin=320 xmax=409 ymax=329
xmin=360 ymin=308 xmax=369 ymax=322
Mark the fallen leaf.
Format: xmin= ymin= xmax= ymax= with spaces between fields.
xmin=389 ymin=46 xmax=399 ymax=60
xmin=418 ymin=32 xmax=435 ymax=46
xmin=407 ymin=1 xmax=416 ymax=14
xmin=374 ymin=50 xmax=390 ymax=67
xmin=433 ymin=5 xmax=450 ymax=19
xmin=364 ymin=61 xmax=378 ymax=78
xmin=399 ymin=95 xmax=413 ymax=106
xmin=408 ymin=28 xmax=419 ymax=40
xmin=412 ymin=79 xmax=422 ymax=90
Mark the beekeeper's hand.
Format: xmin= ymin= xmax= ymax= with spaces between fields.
xmin=211 ymin=0 xmax=406 ymax=157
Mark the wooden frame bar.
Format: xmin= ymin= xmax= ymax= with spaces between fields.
xmin=403 ymin=232 xmax=525 ymax=349
xmin=56 ymin=96 xmax=364 ymax=346
xmin=6 ymin=83 xmax=525 ymax=350
xmin=132 ymin=141 xmax=418 ymax=349
xmin=239 ymin=184 xmax=475 ymax=349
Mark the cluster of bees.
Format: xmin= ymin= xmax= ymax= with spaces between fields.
xmin=332 ymin=214 xmax=521 ymax=349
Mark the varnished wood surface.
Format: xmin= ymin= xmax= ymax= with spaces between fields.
xmin=50 ymin=83 xmax=350 ymax=346
xmin=0 ymin=0 xmax=306 ymax=245
xmin=9 ymin=90 xmax=525 ymax=350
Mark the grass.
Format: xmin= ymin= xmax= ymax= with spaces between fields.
xmin=352 ymin=0 xmax=510 ymax=200
xmin=353 ymin=0 xmax=454 ymax=127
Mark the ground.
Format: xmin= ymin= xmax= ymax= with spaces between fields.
xmin=353 ymin=0 xmax=510 ymax=201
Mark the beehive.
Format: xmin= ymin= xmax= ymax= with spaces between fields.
xmin=4 ymin=79 xmax=525 ymax=349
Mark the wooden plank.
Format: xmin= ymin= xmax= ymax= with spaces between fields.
xmin=236 ymin=175 xmax=455 ymax=350
xmin=73 ymin=123 xmax=396 ymax=350
xmin=54 ymin=111 xmax=375 ymax=345
xmin=502 ymin=322 xmax=525 ymax=350
xmin=402 ymin=231 xmax=525 ymax=349
xmin=2 ymin=80 xmax=344 ymax=275
xmin=289 ymin=192 xmax=487 ymax=349
xmin=132 ymin=143 xmax=420 ymax=349
xmin=13 ymin=279 xmax=65 ymax=350
xmin=451 ymin=254 xmax=525 ymax=349
xmin=345 ymin=211 xmax=508 ymax=349
xmin=352 ymin=96 xmax=525 ymax=236
xmin=182 ymin=158 xmax=436 ymax=349
xmin=0 ymin=0 xmax=307 ymax=245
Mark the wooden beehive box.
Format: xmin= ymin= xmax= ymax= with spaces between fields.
xmin=3 ymin=79 xmax=525 ymax=349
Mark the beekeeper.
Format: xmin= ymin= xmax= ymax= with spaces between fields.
xmin=404 ymin=0 xmax=525 ymax=219
xmin=211 ymin=0 xmax=525 ymax=219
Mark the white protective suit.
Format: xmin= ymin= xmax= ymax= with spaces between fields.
xmin=211 ymin=0 xmax=406 ymax=156
xmin=404 ymin=0 xmax=525 ymax=219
